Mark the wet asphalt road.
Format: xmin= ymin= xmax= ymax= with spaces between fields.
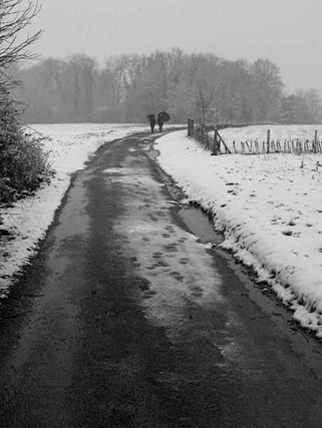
xmin=1 ymin=132 xmax=322 ymax=427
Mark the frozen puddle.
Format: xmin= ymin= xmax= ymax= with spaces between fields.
xmin=112 ymin=155 xmax=223 ymax=341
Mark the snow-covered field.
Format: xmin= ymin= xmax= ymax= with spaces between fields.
xmin=155 ymin=126 xmax=322 ymax=339
xmin=221 ymin=124 xmax=322 ymax=146
xmin=0 ymin=123 xmax=148 ymax=295
xmin=2 ymin=123 xmax=322 ymax=340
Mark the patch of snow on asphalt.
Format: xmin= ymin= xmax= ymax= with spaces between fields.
xmin=111 ymin=155 xmax=223 ymax=341
xmin=155 ymin=127 xmax=322 ymax=338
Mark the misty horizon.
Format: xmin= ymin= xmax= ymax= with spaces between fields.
xmin=29 ymin=0 xmax=322 ymax=94
xmin=28 ymin=47 xmax=319 ymax=96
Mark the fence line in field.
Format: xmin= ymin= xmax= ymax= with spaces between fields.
xmin=187 ymin=119 xmax=322 ymax=156
xmin=235 ymin=136 xmax=322 ymax=155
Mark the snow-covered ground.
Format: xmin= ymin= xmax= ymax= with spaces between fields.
xmin=0 ymin=123 xmax=148 ymax=296
xmin=2 ymin=123 xmax=322 ymax=340
xmin=220 ymin=124 xmax=322 ymax=153
xmin=155 ymin=126 xmax=322 ymax=339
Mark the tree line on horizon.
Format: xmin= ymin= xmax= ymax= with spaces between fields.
xmin=10 ymin=48 xmax=322 ymax=125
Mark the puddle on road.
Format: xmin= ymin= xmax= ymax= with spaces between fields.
xmin=146 ymin=149 xmax=160 ymax=160
xmin=56 ymin=175 xmax=90 ymax=240
xmin=178 ymin=206 xmax=223 ymax=246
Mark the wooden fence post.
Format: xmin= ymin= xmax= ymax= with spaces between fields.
xmin=213 ymin=128 xmax=218 ymax=155
xmin=314 ymin=130 xmax=318 ymax=154
xmin=187 ymin=118 xmax=195 ymax=137
xmin=217 ymin=132 xmax=221 ymax=152
xmin=267 ymin=129 xmax=270 ymax=154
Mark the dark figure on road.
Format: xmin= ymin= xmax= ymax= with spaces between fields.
xmin=157 ymin=111 xmax=170 ymax=132
xmin=146 ymin=114 xmax=156 ymax=133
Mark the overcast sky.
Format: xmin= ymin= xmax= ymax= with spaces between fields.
xmin=30 ymin=0 xmax=322 ymax=92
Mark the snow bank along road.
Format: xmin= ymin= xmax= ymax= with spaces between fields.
xmin=157 ymin=127 xmax=322 ymax=339
xmin=1 ymin=133 xmax=322 ymax=427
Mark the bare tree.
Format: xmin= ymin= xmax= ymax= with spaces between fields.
xmin=0 ymin=0 xmax=42 ymax=68
xmin=195 ymin=87 xmax=215 ymax=125
xmin=251 ymin=58 xmax=284 ymax=121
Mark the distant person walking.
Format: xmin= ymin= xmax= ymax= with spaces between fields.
xmin=146 ymin=114 xmax=156 ymax=133
xmin=157 ymin=111 xmax=170 ymax=132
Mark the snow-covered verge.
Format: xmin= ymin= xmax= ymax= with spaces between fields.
xmin=0 ymin=123 xmax=148 ymax=297
xmin=155 ymin=128 xmax=322 ymax=339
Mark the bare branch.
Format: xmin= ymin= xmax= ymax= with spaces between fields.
xmin=0 ymin=0 xmax=42 ymax=67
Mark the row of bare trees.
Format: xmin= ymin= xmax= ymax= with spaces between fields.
xmin=11 ymin=54 xmax=97 ymax=122
xmin=11 ymin=49 xmax=322 ymax=125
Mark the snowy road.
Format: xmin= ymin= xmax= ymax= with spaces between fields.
xmin=0 ymin=133 xmax=322 ymax=426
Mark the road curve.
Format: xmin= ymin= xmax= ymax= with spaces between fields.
xmin=0 ymin=132 xmax=322 ymax=427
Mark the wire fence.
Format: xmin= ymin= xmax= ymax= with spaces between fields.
xmin=234 ymin=138 xmax=322 ymax=155
xmin=187 ymin=119 xmax=322 ymax=156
